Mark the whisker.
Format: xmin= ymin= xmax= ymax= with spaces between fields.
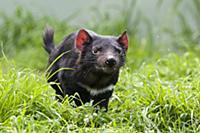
xmin=80 ymin=59 xmax=96 ymax=64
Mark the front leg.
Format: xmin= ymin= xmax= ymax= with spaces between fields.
xmin=73 ymin=88 xmax=91 ymax=106
xmin=92 ymin=90 xmax=113 ymax=111
xmin=61 ymin=84 xmax=91 ymax=106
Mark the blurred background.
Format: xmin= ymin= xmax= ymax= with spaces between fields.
xmin=0 ymin=0 xmax=199 ymax=70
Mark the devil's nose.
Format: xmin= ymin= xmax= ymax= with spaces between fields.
xmin=105 ymin=58 xmax=117 ymax=67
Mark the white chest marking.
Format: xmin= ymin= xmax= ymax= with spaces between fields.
xmin=78 ymin=83 xmax=114 ymax=96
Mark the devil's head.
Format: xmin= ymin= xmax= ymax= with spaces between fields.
xmin=74 ymin=29 xmax=128 ymax=74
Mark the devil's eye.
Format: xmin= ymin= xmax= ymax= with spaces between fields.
xmin=92 ymin=47 xmax=102 ymax=54
xmin=116 ymin=48 xmax=122 ymax=54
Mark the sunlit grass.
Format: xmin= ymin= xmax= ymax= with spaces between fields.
xmin=0 ymin=52 xmax=199 ymax=132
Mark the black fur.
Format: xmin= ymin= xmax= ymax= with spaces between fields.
xmin=43 ymin=27 xmax=128 ymax=111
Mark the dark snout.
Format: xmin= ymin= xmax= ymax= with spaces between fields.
xmin=96 ymin=52 xmax=122 ymax=74
xmin=105 ymin=56 xmax=117 ymax=67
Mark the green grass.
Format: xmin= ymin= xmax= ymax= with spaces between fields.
xmin=0 ymin=3 xmax=200 ymax=132
xmin=0 ymin=52 xmax=199 ymax=132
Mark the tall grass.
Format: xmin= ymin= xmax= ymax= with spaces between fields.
xmin=0 ymin=7 xmax=74 ymax=70
xmin=0 ymin=1 xmax=200 ymax=132
xmin=0 ymin=52 xmax=199 ymax=132
xmin=160 ymin=0 xmax=200 ymax=52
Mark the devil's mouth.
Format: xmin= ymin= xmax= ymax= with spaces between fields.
xmin=94 ymin=65 xmax=118 ymax=74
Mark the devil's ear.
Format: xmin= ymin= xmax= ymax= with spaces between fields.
xmin=75 ymin=29 xmax=91 ymax=51
xmin=117 ymin=31 xmax=128 ymax=50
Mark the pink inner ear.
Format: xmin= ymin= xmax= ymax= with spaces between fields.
xmin=76 ymin=29 xmax=90 ymax=50
xmin=118 ymin=31 xmax=128 ymax=50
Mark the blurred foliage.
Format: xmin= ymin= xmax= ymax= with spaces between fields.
xmin=0 ymin=7 xmax=74 ymax=70
xmin=161 ymin=0 xmax=200 ymax=52
xmin=0 ymin=0 xmax=200 ymax=70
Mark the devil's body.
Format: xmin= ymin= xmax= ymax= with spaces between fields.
xmin=43 ymin=28 xmax=128 ymax=110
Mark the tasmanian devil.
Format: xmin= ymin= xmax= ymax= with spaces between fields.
xmin=43 ymin=27 xmax=128 ymax=111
